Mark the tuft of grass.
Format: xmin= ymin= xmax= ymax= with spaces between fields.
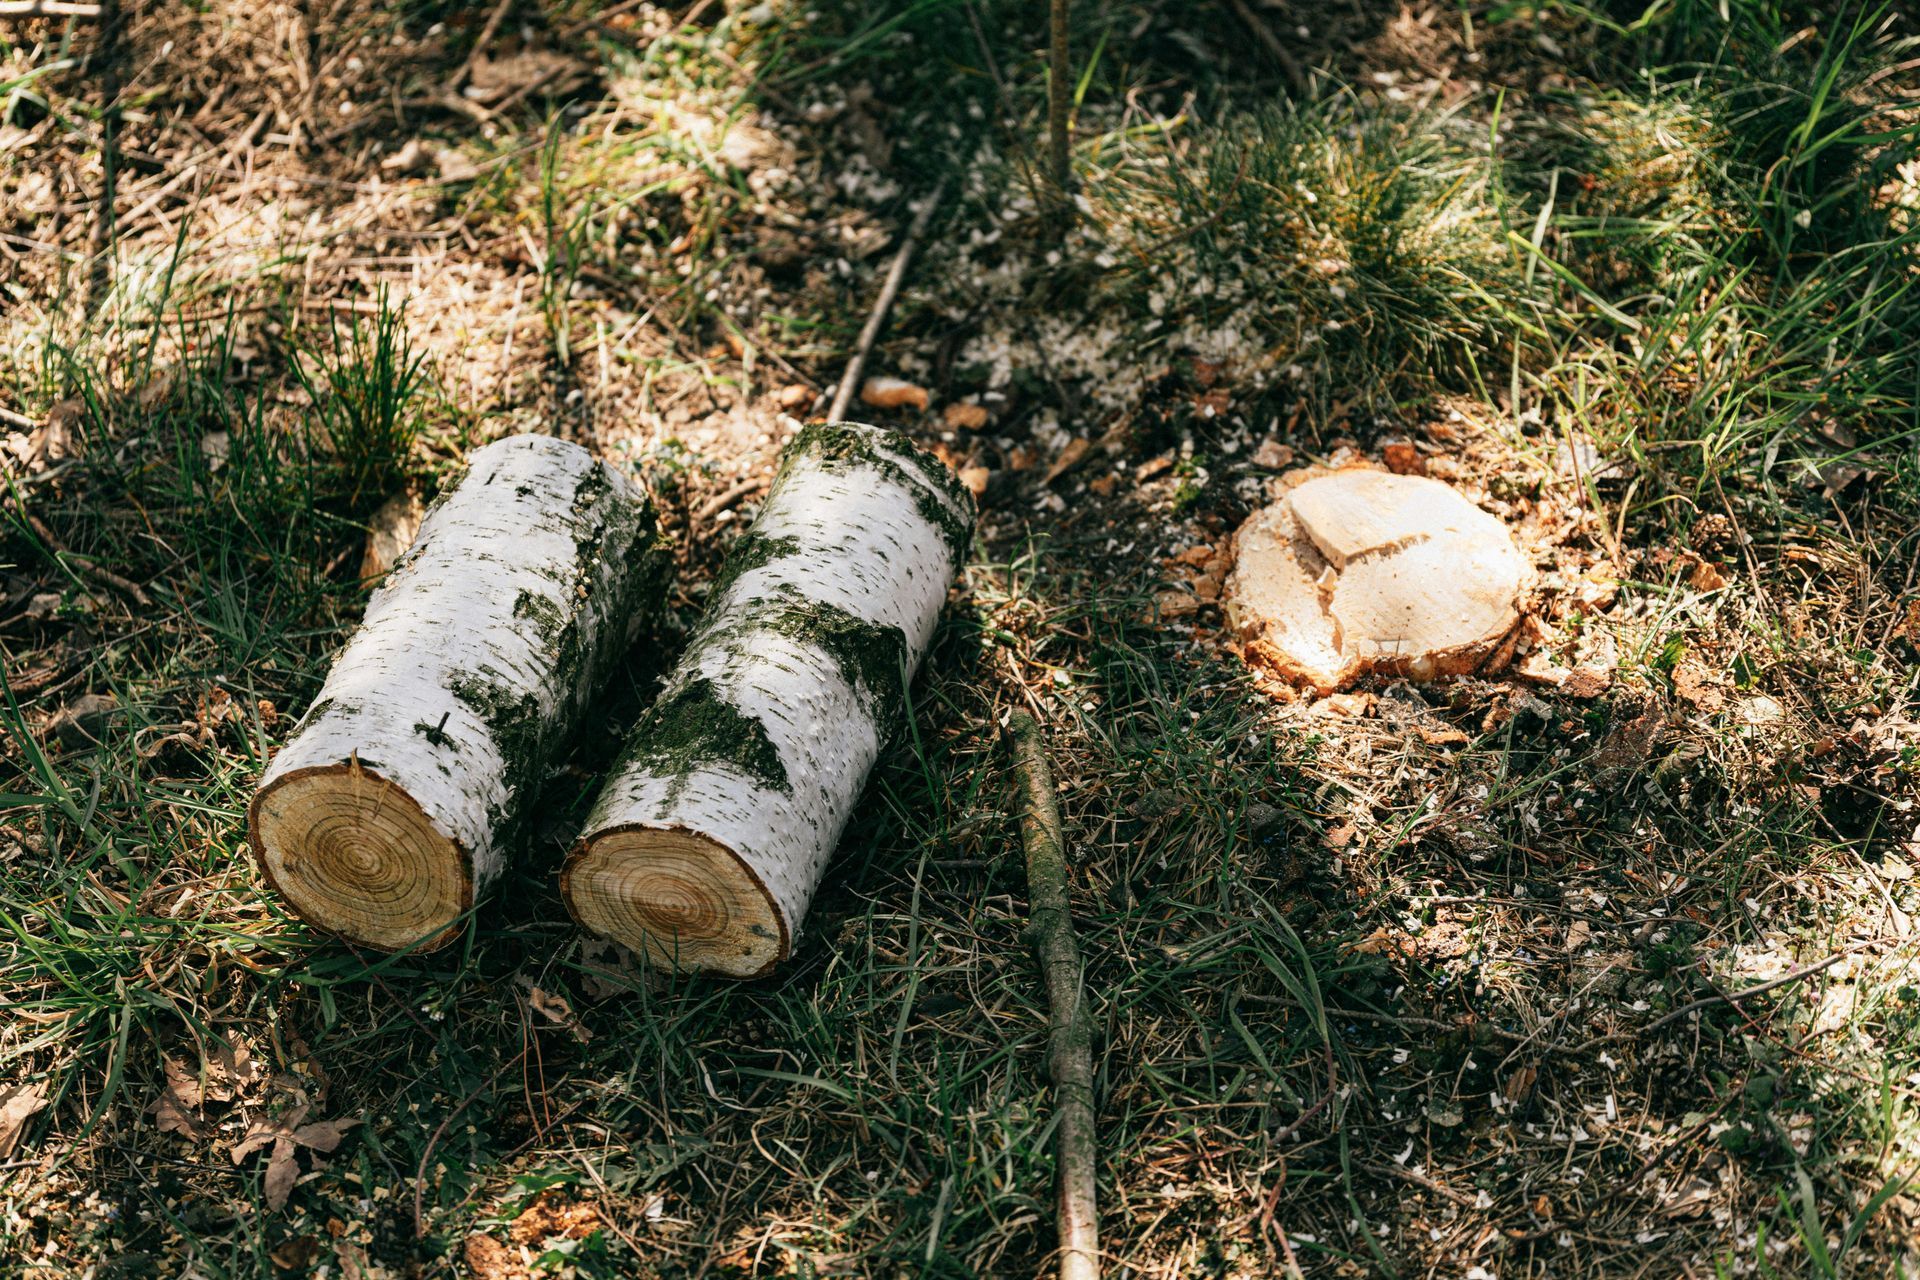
xmin=289 ymin=290 xmax=436 ymax=510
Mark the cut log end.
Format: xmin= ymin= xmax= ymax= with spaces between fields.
xmin=1226 ymin=470 xmax=1530 ymax=694
xmin=562 ymin=827 xmax=787 ymax=978
xmin=250 ymin=766 xmax=469 ymax=952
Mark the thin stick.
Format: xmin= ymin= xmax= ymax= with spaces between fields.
xmin=16 ymin=505 xmax=153 ymax=608
xmin=1007 ymin=711 xmax=1099 ymax=1280
xmin=1573 ymin=949 xmax=1849 ymax=1054
xmin=0 ymin=1 xmax=101 ymax=14
xmin=1045 ymin=0 xmax=1072 ymax=221
xmin=1222 ymin=0 xmax=1307 ymax=91
xmin=825 ymin=183 xmax=944 ymax=422
xmin=449 ymin=0 xmax=515 ymax=92
xmin=694 ymin=476 xmax=764 ymax=525
xmin=84 ymin=0 xmax=121 ymax=314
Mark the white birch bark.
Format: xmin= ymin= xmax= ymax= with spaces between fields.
xmin=250 ymin=434 xmax=667 ymax=951
xmin=563 ymin=421 xmax=973 ymax=977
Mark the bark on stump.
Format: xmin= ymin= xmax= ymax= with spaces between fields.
xmin=563 ymin=421 xmax=973 ymax=977
xmin=250 ymin=435 xmax=668 ymax=951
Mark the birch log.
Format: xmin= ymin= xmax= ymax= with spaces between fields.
xmin=249 ymin=435 xmax=668 ymax=952
xmin=562 ymin=421 xmax=973 ymax=977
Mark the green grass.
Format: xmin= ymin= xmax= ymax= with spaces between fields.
xmin=3 ymin=0 xmax=1920 ymax=1275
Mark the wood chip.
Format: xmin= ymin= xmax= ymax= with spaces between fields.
xmin=943 ymin=401 xmax=989 ymax=431
xmin=858 ymin=376 xmax=929 ymax=411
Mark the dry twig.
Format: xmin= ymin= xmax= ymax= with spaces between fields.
xmin=1007 ymin=711 xmax=1099 ymax=1280
xmin=825 ymin=183 xmax=944 ymax=422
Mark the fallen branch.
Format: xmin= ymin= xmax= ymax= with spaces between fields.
xmin=84 ymin=0 xmax=122 ymax=314
xmin=1222 ymin=0 xmax=1307 ymax=91
xmin=1573 ymin=949 xmax=1850 ymax=1054
xmin=14 ymin=505 xmax=151 ymax=608
xmin=825 ymin=184 xmax=945 ymax=422
xmin=693 ymin=476 xmax=764 ymax=525
xmin=1007 ymin=711 xmax=1099 ymax=1280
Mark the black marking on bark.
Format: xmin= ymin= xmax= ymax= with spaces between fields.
xmin=413 ymin=713 xmax=457 ymax=750
xmin=290 ymin=696 xmax=339 ymax=737
xmin=733 ymin=595 xmax=908 ymax=736
xmin=618 ymin=674 xmax=789 ymax=807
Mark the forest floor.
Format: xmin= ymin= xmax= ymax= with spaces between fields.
xmin=2 ymin=1 xmax=1919 ymax=1277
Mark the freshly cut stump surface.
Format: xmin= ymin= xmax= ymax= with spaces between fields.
xmin=564 ymin=421 xmax=974 ymax=978
xmin=1226 ymin=470 xmax=1528 ymax=693
xmin=250 ymin=435 xmax=667 ymax=951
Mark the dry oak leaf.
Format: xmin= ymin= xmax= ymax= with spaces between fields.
xmin=149 ymin=1056 xmax=208 ymax=1139
xmin=1381 ymin=441 xmax=1425 ymax=476
xmin=232 ymin=1106 xmax=360 ymax=1211
xmin=464 ymin=1233 xmax=526 ymax=1280
xmin=516 ymin=976 xmax=593 ymax=1044
xmin=509 ymin=1190 xmax=605 ymax=1245
xmin=1041 ymin=438 xmax=1091 ymax=486
xmin=0 ymin=1082 xmax=48 ymax=1159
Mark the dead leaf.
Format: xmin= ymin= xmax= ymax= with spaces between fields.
xmin=1041 ymin=438 xmax=1091 ymax=486
xmin=0 ymin=1083 xmax=47 ymax=1158
xmin=1136 ymin=453 xmax=1175 ymax=482
xmin=510 ymin=1190 xmax=604 ymax=1245
xmin=289 ymin=1117 xmax=358 ymax=1153
xmin=1250 ymin=439 xmax=1294 ymax=469
xmin=1193 ymin=389 xmax=1231 ymax=419
xmin=149 ymin=1057 xmax=208 ymax=1139
xmin=1381 ymin=441 xmax=1424 ymax=476
xmin=858 ymin=377 xmax=928 ymax=412
xmin=516 ymin=977 xmax=593 ymax=1043
xmin=1685 ymin=554 xmax=1729 ymax=592
xmin=1503 ymin=1064 xmax=1538 ymax=1105
xmin=264 ymin=1136 xmax=299 ymax=1210
xmin=463 ymin=1234 xmax=523 ymax=1280
xmin=1672 ymin=660 xmax=1724 ymax=713
xmin=958 ymin=466 xmax=990 ymax=503
xmin=943 ymin=402 xmax=989 ymax=431
xmin=466 ymin=50 xmax=591 ymax=106
xmin=1154 ymin=589 xmax=1201 ymax=619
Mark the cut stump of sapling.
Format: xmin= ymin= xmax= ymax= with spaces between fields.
xmin=250 ymin=435 xmax=668 ymax=952
xmin=1226 ymin=469 xmax=1529 ymax=694
xmin=563 ymin=421 xmax=974 ymax=978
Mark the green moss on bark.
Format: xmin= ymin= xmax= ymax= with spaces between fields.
xmin=708 ymin=531 xmax=802 ymax=602
xmin=618 ymin=674 xmax=789 ymax=806
xmin=758 ymin=598 xmax=907 ymax=733
xmin=783 ymin=422 xmax=974 ymax=560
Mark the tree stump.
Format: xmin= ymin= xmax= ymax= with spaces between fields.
xmin=1226 ymin=470 xmax=1529 ymax=694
